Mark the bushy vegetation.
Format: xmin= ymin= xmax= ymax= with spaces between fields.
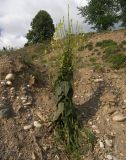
xmin=94 ymin=39 xmax=126 ymax=69
xmin=96 ymin=39 xmax=117 ymax=48
xmin=104 ymin=45 xmax=120 ymax=56
xmin=106 ymin=53 xmax=126 ymax=69
xmin=95 ymin=39 xmax=126 ymax=69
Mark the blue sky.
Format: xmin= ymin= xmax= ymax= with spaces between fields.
xmin=0 ymin=0 xmax=89 ymax=49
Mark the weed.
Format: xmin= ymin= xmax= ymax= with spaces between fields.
xmin=52 ymin=5 xmax=80 ymax=156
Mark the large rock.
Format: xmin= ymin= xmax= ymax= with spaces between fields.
xmin=112 ymin=113 xmax=126 ymax=122
xmin=5 ymin=73 xmax=14 ymax=81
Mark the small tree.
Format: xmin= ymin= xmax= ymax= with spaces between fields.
xmin=78 ymin=0 xmax=118 ymax=31
xmin=26 ymin=10 xmax=55 ymax=44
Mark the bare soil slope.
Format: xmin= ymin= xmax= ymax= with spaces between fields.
xmin=0 ymin=29 xmax=126 ymax=160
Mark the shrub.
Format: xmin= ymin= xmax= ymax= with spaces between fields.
xmin=103 ymin=45 xmax=120 ymax=58
xmin=96 ymin=39 xmax=117 ymax=48
xmin=106 ymin=53 xmax=126 ymax=69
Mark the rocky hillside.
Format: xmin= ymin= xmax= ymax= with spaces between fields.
xmin=0 ymin=29 xmax=126 ymax=160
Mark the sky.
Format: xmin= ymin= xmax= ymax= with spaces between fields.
xmin=0 ymin=0 xmax=89 ymax=49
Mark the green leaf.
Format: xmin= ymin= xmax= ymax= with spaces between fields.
xmin=53 ymin=102 xmax=64 ymax=122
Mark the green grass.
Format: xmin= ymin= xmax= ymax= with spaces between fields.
xmin=96 ymin=39 xmax=117 ymax=48
xmin=106 ymin=53 xmax=126 ymax=69
xmin=103 ymin=45 xmax=120 ymax=58
xmin=102 ymin=43 xmax=120 ymax=61
xmin=99 ymin=40 xmax=126 ymax=69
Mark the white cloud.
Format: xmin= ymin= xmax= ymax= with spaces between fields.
xmin=0 ymin=0 xmax=89 ymax=49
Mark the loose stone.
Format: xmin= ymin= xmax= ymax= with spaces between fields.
xmin=106 ymin=155 xmax=113 ymax=160
xmin=33 ymin=121 xmax=42 ymax=128
xmin=94 ymin=79 xmax=103 ymax=83
xmin=23 ymin=125 xmax=32 ymax=130
xmin=6 ymin=81 xmax=12 ymax=86
xmin=105 ymin=139 xmax=113 ymax=147
xmin=5 ymin=73 xmax=14 ymax=81
xmin=99 ymin=141 xmax=104 ymax=148
xmin=112 ymin=114 xmax=126 ymax=122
